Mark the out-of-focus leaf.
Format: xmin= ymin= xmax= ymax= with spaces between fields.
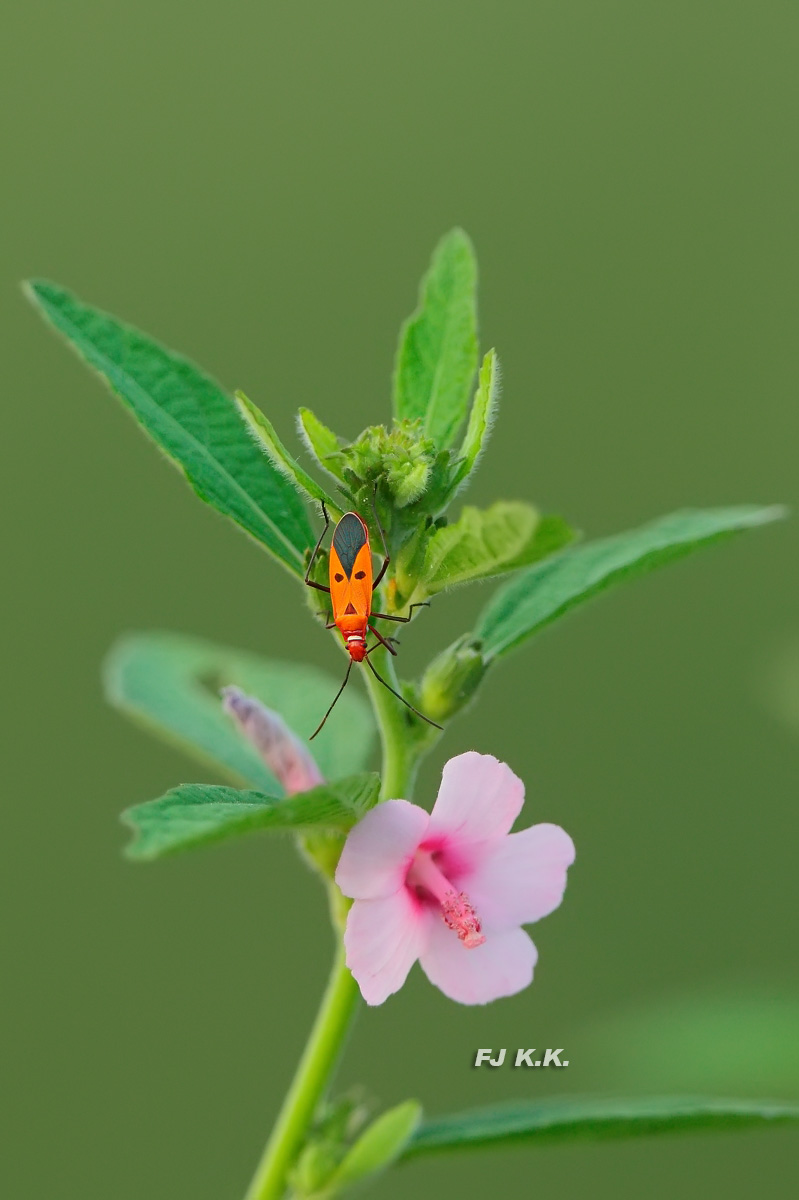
xmin=476 ymin=506 xmax=785 ymax=659
xmin=403 ymin=1095 xmax=799 ymax=1158
xmin=123 ymin=774 xmax=379 ymax=860
xmin=762 ymin=637 xmax=799 ymax=734
xmin=393 ymin=229 xmax=478 ymax=449
xmin=326 ymin=1101 xmax=422 ymax=1193
xmin=26 ymin=281 xmax=313 ymax=574
xmin=104 ymin=632 xmax=376 ymax=790
xmin=585 ymin=993 xmax=799 ymax=1096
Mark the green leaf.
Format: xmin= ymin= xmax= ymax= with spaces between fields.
xmin=103 ymin=632 xmax=376 ymax=790
xmin=298 ymin=407 xmax=350 ymax=486
xmin=407 ymin=502 xmax=574 ymax=603
xmin=122 ymin=774 xmax=380 ymax=860
xmin=763 ymin=635 xmax=799 ymax=734
xmin=476 ymin=505 xmax=786 ymax=659
xmin=448 ymin=349 xmax=500 ymax=494
xmin=586 ymin=993 xmax=799 ymax=1096
xmin=25 ymin=280 xmax=313 ymax=575
xmin=235 ymin=390 xmax=340 ymax=514
xmin=403 ymin=1096 xmax=799 ymax=1159
xmin=327 ymin=1101 xmax=422 ymax=1193
xmin=393 ymin=229 xmax=478 ymax=449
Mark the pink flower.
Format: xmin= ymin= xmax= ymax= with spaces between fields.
xmin=335 ymin=752 xmax=575 ymax=1006
xmin=221 ymin=686 xmax=323 ymax=794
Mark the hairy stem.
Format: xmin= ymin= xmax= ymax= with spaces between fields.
xmin=362 ymin=645 xmax=423 ymax=800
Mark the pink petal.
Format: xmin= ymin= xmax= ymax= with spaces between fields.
xmin=336 ymin=799 xmax=429 ymax=900
xmin=467 ymin=824 xmax=576 ymax=931
xmin=427 ymin=753 xmax=525 ymax=858
xmin=419 ymin=919 xmax=538 ymax=1005
xmin=344 ymin=890 xmax=428 ymax=1005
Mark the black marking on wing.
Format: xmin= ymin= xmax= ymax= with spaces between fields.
xmin=333 ymin=513 xmax=367 ymax=577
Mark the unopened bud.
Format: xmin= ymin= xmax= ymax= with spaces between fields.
xmin=387 ymin=455 xmax=431 ymax=507
xmin=419 ymin=636 xmax=488 ymax=723
xmin=288 ymin=1138 xmax=341 ymax=1197
xmin=339 ymin=419 xmax=436 ymax=509
xmin=221 ymin=687 xmax=323 ymax=794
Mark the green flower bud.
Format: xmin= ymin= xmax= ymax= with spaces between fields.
xmin=385 ymin=453 xmax=431 ymax=507
xmin=338 ymin=419 xmax=438 ymax=509
xmin=419 ymin=635 xmax=488 ymax=722
xmin=288 ymin=1093 xmax=371 ymax=1197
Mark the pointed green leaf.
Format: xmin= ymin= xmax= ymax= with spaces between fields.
xmin=26 ymin=281 xmax=313 ymax=575
xmin=476 ymin=505 xmax=786 ymax=659
xmin=393 ymin=229 xmax=478 ymax=449
xmin=327 ymin=1100 xmax=422 ymax=1193
xmin=104 ymin=632 xmax=376 ymax=789
xmin=403 ymin=1096 xmax=799 ymax=1158
xmin=297 ymin=406 xmax=349 ymax=485
xmin=448 ymin=349 xmax=500 ymax=494
xmin=235 ymin=390 xmax=341 ymax=514
xmin=407 ymin=502 xmax=574 ymax=603
xmin=123 ymin=773 xmax=380 ymax=860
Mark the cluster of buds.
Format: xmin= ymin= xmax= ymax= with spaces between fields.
xmin=300 ymin=414 xmax=469 ymax=598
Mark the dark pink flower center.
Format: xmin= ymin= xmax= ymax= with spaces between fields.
xmin=406 ymin=850 xmax=485 ymax=948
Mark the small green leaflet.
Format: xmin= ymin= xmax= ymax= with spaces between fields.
xmin=297 ymin=406 xmax=349 ymax=485
xmin=447 ymin=348 xmax=500 ymax=496
xmin=26 ymin=281 xmax=313 ymax=575
xmin=406 ymin=502 xmax=574 ymax=604
xmin=235 ymin=390 xmax=340 ymax=514
xmin=123 ymin=774 xmax=380 ymax=860
xmin=476 ymin=505 xmax=785 ymax=659
xmin=104 ymin=632 xmax=376 ymax=790
xmin=325 ymin=1101 xmax=422 ymax=1193
xmin=402 ymin=1096 xmax=799 ymax=1158
xmin=393 ymin=229 xmax=479 ymax=450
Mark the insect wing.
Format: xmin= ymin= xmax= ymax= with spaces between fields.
xmin=347 ymin=541 xmax=373 ymax=616
xmin=329 ymin=512 xmax=372 ymax=620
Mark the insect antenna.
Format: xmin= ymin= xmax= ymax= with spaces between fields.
xmin=309 ymin=660 xmax=354 ymax=740
xmin=364 ymin=654 xmax=443 ymax=731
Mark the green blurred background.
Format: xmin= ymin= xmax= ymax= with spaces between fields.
xmin=2 ymin=2 xmax=797 ymax=1196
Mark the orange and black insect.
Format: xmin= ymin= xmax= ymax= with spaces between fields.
xmin=304 ymin=500 xmax=442 ymax=739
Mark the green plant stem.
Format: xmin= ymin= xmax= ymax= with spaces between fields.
xmin=243 ymin=944 xmax=359 ymax=1200
xmin=363 ymin=645 xmax=422 ymax=800
xmin=242 ymin=645 xmax=419 ymax=1200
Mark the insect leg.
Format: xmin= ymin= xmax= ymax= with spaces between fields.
xmin=305 ymin=501 xmax=332 ymax=594
xmin=370 ymin=601 xmax=431 ymax=623
xmin=363 ymin=654 xmax=443 ymax=730
xmin=309 ymin=659 xmax=353 ymax=740
xmin=367 ymin=624 xmax=398 ymax=656
xmin=370 ymin=485 xmax=391 ymax=588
